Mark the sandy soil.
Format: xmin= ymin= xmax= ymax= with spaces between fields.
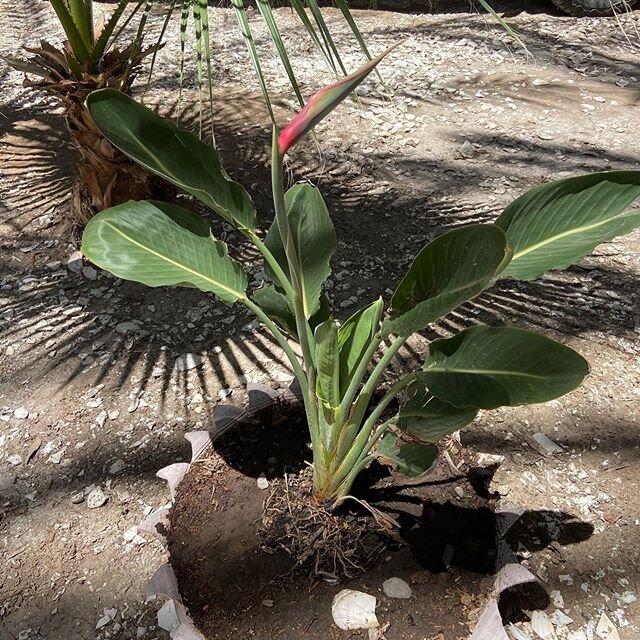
xmin=1 ymin=1 xmax=639 ymax=639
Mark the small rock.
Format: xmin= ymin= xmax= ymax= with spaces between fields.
xmin=460 ymin=140 xmax=476 ymax=158
xmin=48 ymin=450 xmax=65 ymax=464
xmin=550 ymin=609 xmax=573 ymax=626
xmin=115 ymin=321 xmax=140 ymax=335
xmin=174 ymin=353 xmax=203 ymax=372
xmin=7 ymin=454 xmax=22 ymax=466
xmin=262 ymin=599 xmax=274 ymax=607
xmin=108 ymin=459 xmax=125 ymax=476
xmin=621 ymin=591 xmax=636 ymax=604
xmin=531 ymin=610 xmax=556 ymax=639
xmin=567 ymin=631 xmax=587 ymax=640
xmin=257 ymin=474 xmax=269 ymax=490
xmin=123 ymin=526 xmax=139 ymax=542
xmin=596 ymin=613 xmax=620 ymax=640
xmin=95 ymin=608 xmax=117 ymax=629
xmin=382 ymin=577 xmax=412 ymax=599
xmin=86 ymin=487 xmax=108 ymax=509
xmin=157 ymin=600 xmax=180 ymax=632
xmin=332 ymin=589 xmax=379 ymax=630
xmin=531 ymin=433 xmax=563 ymax=455
xmin=82 ymin=266 xmax=98 ymax=280
xmin=96 ymin=411 xmax=107 ymax=428
xmin=218 ymin=388 xmax=233 ymax=400
xmin=13 ymin=407 xmax=29 ymax=420
xmin=70 ymin=491 xmax=84 ymax=504
xmin=550 ymin=590 xmax=564 ymax=608
xmin=67 ymin=251 xmax=83 ymax=273
xmin=533 ymin=78 xmax=550 ymax=86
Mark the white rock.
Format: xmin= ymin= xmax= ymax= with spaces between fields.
xmin=567 ymin=632 xmax=587 ymax=640
xmin=382 ymin=577 xmax=412 ymax=599
xmin=13 ymin=407 xmax=29 ymax=420
xmin=595 ymin=613 xmax=619 ymax=640
xmin=86 ymin=487 xmax=108 ymax=509
xmin=332 ymin=589 xmax=378 ymax=630
xmin=95 ymin=607 xmax=117 ymax=629
xmin=123 ymin=526 xmax=139 ymax=542
xmin=551 ymin=609 xmax=573 ymax=626
xmin=157 ymin=600 xmax=180 ymax=632
xmin=174 ymin=353 xmax=203 ymax=372
xmin=550 ymin=590 xmax=564 ymax=609
xmin=533 ymin=78 xmax=550 ymax=86
xmin=508 ymin=624 xmax=533 ymax=640
xmin=7 ymin=454 xmax=22 ymax=466
xmin=48 ymin=450 xmax=65 ymax=464
xmin=531 ymin=610 xmax=556 ymax=639
xmin=257 ymin=474 xmax=269 ymax=490
xmin=621 ymin=591 xmax=636 ymax=604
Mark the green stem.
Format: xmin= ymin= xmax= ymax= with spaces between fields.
xmin=336 ymin=335 xmax=406 ymax=460
xmin=243 ymin=299 xmax=306 ymax=393
xmin=330 ymin=373 xmax=416 ymax=497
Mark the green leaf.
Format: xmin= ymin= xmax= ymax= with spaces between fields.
xmin=86 ymin=89 xmax=256 ymax=231
xmin=420 ymin=326 xmax=589 ymax=410
xmin=265 ymin=184 xmax=336 ymax=318
xmin=81 ymin=200 xmax=247 ymax=304
xmin=337 ymin=298 xmax=384 ymax=397
xmin=315 ymin=319 xmax=340 ymax=409
xmin=495 ymin=171 xmax=640 ymax=281
xmin=252 ymin=285 xmax=298 ymax=337
xmin=376 ymin=432 xmax=438 ymax=478
xmin=253 ymin=285 xmax=330 ymax=339
xmin=398 ymin=381 xmax=478 ymax=443
xmin=384 ymin=225 xmax=511 ymax=336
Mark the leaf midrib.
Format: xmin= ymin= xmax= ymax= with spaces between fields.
xmin=425 ymin=366 xmax=546 ymax=380
xmin=511 ymin=212 xmax=627 ymax=260
xmin=104 ymin=221 xmax=247 ymax=300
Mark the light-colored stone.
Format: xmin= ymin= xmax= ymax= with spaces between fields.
xmin=332 ymin=589 xmax=379 ymax=630
xmin=382 ymin=577 xmax=412 ymax=599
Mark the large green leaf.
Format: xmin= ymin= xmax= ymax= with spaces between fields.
xmin=315 ymin=319 xmax=340 ymax=409
xmin=81 ymin=200 xmax=247 ymax=304
xmin=376 ymin=432 xmax=438 ymax=478
xmin=337 ymin=298 xmax=384 ymax=397
xmin=86 ymin=89 xmax=256 ymax=231
xmin=265 ymin=184 xmax=336 ymax=318
xmin=495 ymin=171 xmax=640 ymax=281
xmin=398 ymin=381 xmax=478 ymax=443
xmin=420 ymin=326 xmax=589 ymax=410
xmin=384 ymin=225 xmax=511 ymax=336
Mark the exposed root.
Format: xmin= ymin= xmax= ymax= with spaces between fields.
xmin=259 ymin=468 xmax=388 ymax=582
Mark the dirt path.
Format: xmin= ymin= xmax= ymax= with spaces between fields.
xmin=1 ymin=3 xmax=639 ymax=639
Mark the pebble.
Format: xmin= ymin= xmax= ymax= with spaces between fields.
xmin=174 ymin=353 xmax=203 ymax=372
xmin=95 ymin=607 xmax=117 ymax=629
xmin=382 ymin=577 xmax=412 ymax=599
xmin=86 ymin=486 xmax=108 ymax=509
xmin=108 ymin=459 xmax=125 ymax=476
xmin=595 ymin=613 xmax=620 ymax=640
xmin=531 ymin=610 xmax=555 ymax=639
xmin=533 ymin=78 xmax=550 ymax=86
xmin=531 ymin=433 xmax=563 ymax=455
xmin=7 ymin=454 xmax=22 ymax=466
xmin=157 ymin=600 xmax=180 ymax=632
xmin=550 ymin=610 xmax=573 ymax=626
xmin=70 ymin=491 xmax=84 ymax=504
xmin=332 ymin=589 xmax=379 ymax=631
xmin=262 ymin=599 xmax=274 ymax=607
xmin=67 ymin=251 xmax=83 ymax=273
xmin=13 ymin=407 xmax=29 ymax=419
xmin=115 ymin=321 xmax=140 ymax=334
xmin=257 ymin=474 xmax=269 ymax=490
xmin=459 ymin=140 xmax=476 ymax=158
xmin=82 ymin=266 xmax=98 ymax=280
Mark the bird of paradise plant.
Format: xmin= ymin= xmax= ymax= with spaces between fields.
xmin=81 ymin=50 xmax=640 ymax=506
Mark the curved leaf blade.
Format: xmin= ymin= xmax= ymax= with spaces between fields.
xmin=398 ymin=381 xmax=478 ymax=443
xmin=376 ymin=433 xmax=438 ymax=478
xmin=495 ymin=171 xmax=640 ymax=281
xmin=81 ymin=200 xmax=247 ymax=304
xmin=384 ymin=225 xmax=511 ymax=336
xmin=315 ymin=319 xmax=340 ymax=409
xmin=86 ymin=89 xmax=256 ymax=231
xmin=265 ymin=184 xmax=336 ymax=318
xmin=337 ymin=298 xmax=384 ymax=397
xmin=420 ymin=326 xmax=589 ymax=410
